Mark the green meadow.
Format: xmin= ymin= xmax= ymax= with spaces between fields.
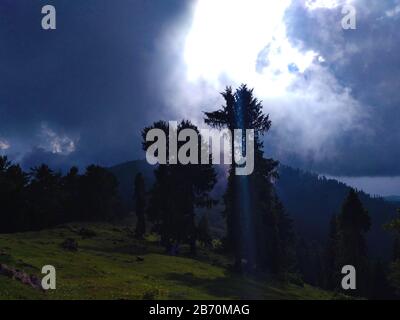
xmin=0 ymin=223 xmax=340 ymax=300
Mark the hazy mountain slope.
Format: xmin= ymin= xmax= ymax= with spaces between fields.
xmin=276 ymin=166 xmax=397 ymax=260
xmin=384 ymin=195 xmax=400 ymax=204
xmin=109 ymin=160 xmax=155 ymax=209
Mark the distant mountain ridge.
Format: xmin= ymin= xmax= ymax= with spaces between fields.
xmin=385 ymin=195 xmax=400 ymax=203
xmin=276 ymin=165 xmax=396 ymax=260
xmin=109 ymin=160 xmax=397 ymax=260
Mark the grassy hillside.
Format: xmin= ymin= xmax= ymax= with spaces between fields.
xmin=0 ymin=223 xmax=338 ymax=300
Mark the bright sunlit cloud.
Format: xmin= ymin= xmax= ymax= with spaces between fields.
xmin=162 ymin=0 xmax=365 ymax=162
xmin=40 ymin=123 xmax=77 ymax=155
xmin=0 ymin=139 xmax=10 ymax=150
xmin=305 ymin=0 xmax=341 ymax=10
xmin=305 ymin=0 xmax=355 ymax=10
xmin=183 ymin=0 xmax=317 ymax=97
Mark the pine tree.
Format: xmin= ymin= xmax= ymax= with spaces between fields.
xmin=274 ymin=199 xmax=296 ymax=276
xmin=384 ymin=209 xmax=400 ymax=295
xmin=296 ymin=238 xmax=314 ymax=284
xmin=314 ymin=249 xmax=325 ymax=288
xmin=0 ymin=157 xmax=28 ymax=232
xmin=337 ymin=189 xmax=371 ymax=296
xmin=142 ymin=120 xmax=216 ymax=254
xmin=27 ymin=164 xmax=63 ymax=230
xmin=204 ymin=85 xmax=292 ymax=273
xmin=61 ymin=166 xmax=81 ymax=223
xmin=134 ymin=172 xmax=146 ymax=239
xmin=324 ymin=214 xmax=339 ymax=290
xmin=80 ymin=165 xmax=120 ymax=221
xmin=369 ymin=260 xmax=393 ymax=300
xmin=0 ymin=156 xmax=11 ymax=172
xmin=393 ymin=237 xmax=400 ymax=262
xmin=197 ymin=214 xmax=212 ymax=248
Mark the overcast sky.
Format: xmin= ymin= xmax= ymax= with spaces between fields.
xmin=1 ymin=0 xmax=399 ymax=196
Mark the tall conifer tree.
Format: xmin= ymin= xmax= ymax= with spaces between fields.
xmin=134 ymin=172 xmax=146 ymax=239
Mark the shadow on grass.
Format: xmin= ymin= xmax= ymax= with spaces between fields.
xmin=81 ymin=243 xmax=151 ymax=256
xmin=164 ymin=271 xmax=295 ymax=300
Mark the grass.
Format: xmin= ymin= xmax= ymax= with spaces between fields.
xmin=0 ymin=223 xmax=338 ymax=300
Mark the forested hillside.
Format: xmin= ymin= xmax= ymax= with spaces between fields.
xmin=110 ymin=161 xmax=397 ymax=260
xmin=276 ymin=166 xmax=396 ymax=260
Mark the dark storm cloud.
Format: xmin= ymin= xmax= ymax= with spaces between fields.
xmin=0 ymin=0 xmax=192 ymax=169
xmin=1 ymin=0 xmax=399 ymax=177
xmin=280 ymin=0 xmax=400 ymax=176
